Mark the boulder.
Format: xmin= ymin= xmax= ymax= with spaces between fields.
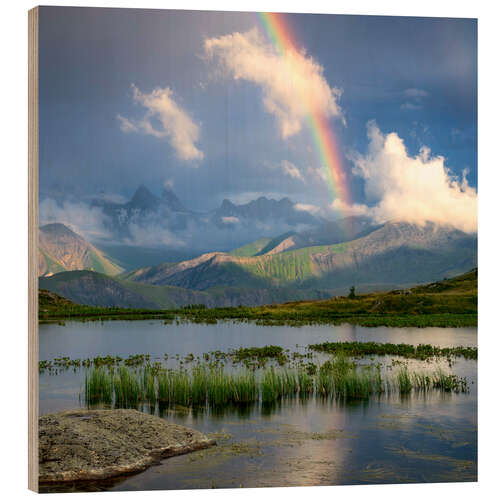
xmin=39 ymin=409 xmax=216 ymax=483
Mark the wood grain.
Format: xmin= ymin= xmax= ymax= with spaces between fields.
xmin=28 ymin=5 xmax=39 ymax=493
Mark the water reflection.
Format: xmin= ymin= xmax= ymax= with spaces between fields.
xmin=38 ymin=321 xmax=477 ymax=492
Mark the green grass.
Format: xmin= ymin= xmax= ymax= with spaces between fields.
xmin=396 ymin=367 xmax=412 ymax=394
xmin=84 ymin=367 xmax=113 ymax=405
xmin=81 ymin=358 xmax=470 ymax=409
xmin=113 ymin=365 xmax=142 ymax=407
xmin=39 ymin=268 xmax=478 ymax=327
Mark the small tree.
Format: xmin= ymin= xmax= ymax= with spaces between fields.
xmin=348 ymin=286 xmax=356 ymax=299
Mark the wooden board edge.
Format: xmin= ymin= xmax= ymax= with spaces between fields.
xmin=28 ymin=5 xmax=39 ymax=493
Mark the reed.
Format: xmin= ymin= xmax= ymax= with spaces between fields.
xmin=396 ymin=367 xmax=412 ymax=395
xmin=81 ymin=359 xmax=469 ymax=409
xmin=113 ymin=366 xmax=141 ymax=407
xmin=232 ymin=370 xmax=258 ymax=403
xmin=261 ymin=367 xmax=282 ymax=403
xmin=142 ymin=365 xmax=156 ymax=404
xmin=84 ymin=367 xmax=113 ymax=405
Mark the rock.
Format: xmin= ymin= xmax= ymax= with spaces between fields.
xmin=39 ymin=409 xmax=216 ymax=483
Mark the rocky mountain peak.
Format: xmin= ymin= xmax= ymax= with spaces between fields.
xmin=160 ymin=187 xmax=186 ymax=212
xmin=128 ymin=185 xmax=160 ymax=211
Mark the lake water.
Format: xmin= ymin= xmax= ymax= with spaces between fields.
xmin=39 ymin=320 xmax=477 ymax=491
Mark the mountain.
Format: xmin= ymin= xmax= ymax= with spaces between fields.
xmin=92 ymin=185 xmax=196 ymax=239
xmin=212 ymin=196 xmax=320 ymax=228
xmin=94 ymin=244 xmax=198 ymax=271
xmin=229 ymin=237 xmax=273 ymax=257
xmin=89 ymin=185 xmax=322 ymax=252
xmin=227 ymin=216 xmax=379 ymax=257
xmin=124 ymin=221 xmax=477 ymax=293
xmin=39 ymin=221 xmax=476 ymax=309
xmin=249 ymin=216 xmax=381 ymax=256
xmin=39 ymin=223 xmax=123 ymax=277
xmin=160 ymin=186 xmax=186 ymax=212
xmin=39 ymin=270 xmax=330 ymax=309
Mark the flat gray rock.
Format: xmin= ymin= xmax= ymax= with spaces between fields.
xmin=39 ymin=409 xmax=216 ymax=483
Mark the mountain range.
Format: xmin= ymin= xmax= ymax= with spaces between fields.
xmin=90 ymin=185 xmax=323 ymax=253
xmin=122 ymin=220 xmax=476 ymax=291
xmin=38 ymin=214 xmax=477 ymax=309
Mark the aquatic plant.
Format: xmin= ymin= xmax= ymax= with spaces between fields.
xmin=309 ymin=341 xmax=477 ymax=360
xmin=113 ymin=366 xmax=141 ymax=407
xmin=80 ymin=355 xmax=470 ymax=410
xmin=396 ymin=367 xmax=412 ymax=394
xmin=84 ymin=367 xmax=113 ymax=405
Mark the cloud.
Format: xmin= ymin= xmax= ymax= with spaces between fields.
xmin=334 ymin=121 xmax=477 ymax=233
xmin=125 ymin=222 xmax=186 ymax=248
xmin=400 ymin=102 xmax=422 ymax=111
xmin=94 ymin=192 xmax=128 ymax=204
xmin=294 ymin=203 xmax=321 ymax=215
xmin=117 ymin=115 xmax=138 ymax=133
xmin=204 ymin=28 xmax=343 ymax=139
xmin=163 ymin=178 xmax=174 ymax=189
xmin=118 ymin=84 xmax=203 ymax=162
xmin=403 ymin=88 xmax=429 ymax=98
xmin=279 ymin=160 xmax=304 ymax=181
xmin=401 ymin=88 xmax=428 ymax=111
xmin=39 ymin=198 xmax=112 ymax=242
xmin=307 ymin=166 xmax=328 ymax=183
xmin=221 ymin=216 xmax=240 ymax=225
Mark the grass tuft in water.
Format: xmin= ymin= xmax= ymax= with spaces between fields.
xmin=81 ymin=357 xmax=469 ymax=409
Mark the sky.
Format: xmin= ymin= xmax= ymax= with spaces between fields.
xmin=38 ymin=6 xmax=477 ymax=231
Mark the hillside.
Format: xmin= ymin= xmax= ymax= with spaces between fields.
xmin=175 ymin=268 xmax=478 ymax=326
xmin=229 ymin=237 xmax=273 ymax=257
xmin=38 ymin=269 xmax=477 ymax=327
xmin=124 ymin=221 xmax=477 ymax=292
xmin=39 ymin=223 xmax=123 ymax=277
xmin=39 ymin=270 xmax=330 ymax=310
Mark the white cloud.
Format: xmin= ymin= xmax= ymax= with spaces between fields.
xmin=117 ymin=115 xmax=138 ymax=133
xmin=39 ymin=198 xmax=112 ymax=242
xmin=334 ymin=121 xmax=477 ymax=233
xmin=221 ymin=216 xmax=240 ymax=225
xmin=307 ymin=166 xmax=328 ymax=183
xmin=126 ymin=222 xmax=186 ymax=248
xmin=294 ymin=203 xmax=321 ymax=215
xmin=279 ymin=160 xmax=304 ymax=181
xmin=404 ymin=88 xmax=429 ymax=98
xmin=204 ymin=28 xmax=343 ymax=139
xmin=118 ymin=84 xmax=203 ymax=162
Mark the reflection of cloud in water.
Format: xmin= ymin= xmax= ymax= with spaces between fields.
xmin=249 ymin=399 xmax=353 ymax=487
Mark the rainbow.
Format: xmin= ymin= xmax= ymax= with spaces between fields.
xmin=258 ymin=12 xmax=351 ymax=208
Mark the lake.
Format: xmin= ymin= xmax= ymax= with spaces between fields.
xmin=39 ymin=320 xmax=477 ymax=491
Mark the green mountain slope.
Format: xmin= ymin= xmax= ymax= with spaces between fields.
xmin=39 ymin=270 xmax=330 ymax=309
xmin=229 ymin=237 xmax=273 ymax=257
xmin=126 ymin=222 xmax=477 ymax=292
xmin=39 ymin=223 xmax=123 ymax=277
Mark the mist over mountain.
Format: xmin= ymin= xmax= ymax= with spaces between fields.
xmin=85 ymin=184 xmax=324 ymax=253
